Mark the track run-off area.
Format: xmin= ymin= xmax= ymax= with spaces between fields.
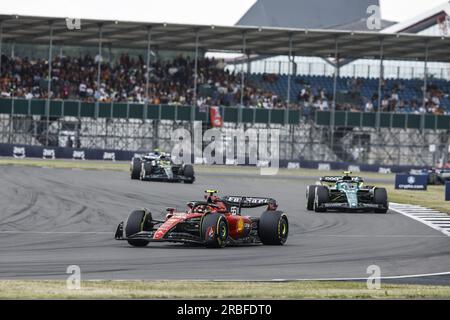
xmin=0 ymin=163 xmax=449 ymax=284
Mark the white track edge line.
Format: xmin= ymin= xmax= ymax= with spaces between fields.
xmin=83 ymin=271 xmax=450 ymax=282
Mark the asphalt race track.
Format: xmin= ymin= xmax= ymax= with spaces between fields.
xmin=1 ymin=165 xmax=450 ymax=284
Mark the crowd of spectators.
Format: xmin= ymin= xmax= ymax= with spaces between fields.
xmin=0 ymin=54 xmax=284 ymax=109
xmin=0 ymin=53 xmax=448 ymax=114
xmin=293 ymin=76 xmax=449 ymax=115
xmin=361 ymin=80 xmax=448 ymax=115
xmin=297 ymin=84 xmax=330 ymax=111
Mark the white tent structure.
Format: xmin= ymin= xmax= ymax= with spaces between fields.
xmin=382 ymin=1 xmax=450 ymax=35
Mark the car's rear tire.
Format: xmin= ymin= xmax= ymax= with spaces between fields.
xmin=374 ymin=188 xmax=388 ymax=214
xmin=183 ymin=164 xmax=195 ymax=184
xmin=130 ymin=158 xmax=141 ymax=180
xmin=125 ymin=210 xmax=152 ymax=247
xmin=306 ymin=185 xmax=316 ymax=211
xmin=314 ymin=186 xmax=329 ymax=212
xmin=200 ymin=213 xmax=228 ymax=248
xmin=258 ymin=211 xmax=289 ymax=245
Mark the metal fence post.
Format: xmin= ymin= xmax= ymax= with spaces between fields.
xmin=45 ymin=21 xmax=54 ymax=146
xmin=422 ymin=41 xmax=429 ymax=111
xmin=376 ymin=37 xmax=384 ymax=130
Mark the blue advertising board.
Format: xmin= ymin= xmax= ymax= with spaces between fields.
xmin=0 ymin=142 xmax=437 ymax=174
xmin=446 ymin=182 xmax=450 ymax=201
xmin=395 ymin=174 xmax=428 ymax=190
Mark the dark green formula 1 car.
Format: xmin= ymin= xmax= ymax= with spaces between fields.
xmin=306 ymin=172 xmax=389 ymax=213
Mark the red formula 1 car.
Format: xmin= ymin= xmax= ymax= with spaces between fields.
xmin=115 ymin=190 xmax=289 ymax=248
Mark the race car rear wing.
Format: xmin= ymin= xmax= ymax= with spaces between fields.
xmin=221 ymin=196 xmax=277 ymax=209
xmin=320 ymin=176 xmax=364 ymax=183
xmin=320 ymin=176 xmax=342 ymax=183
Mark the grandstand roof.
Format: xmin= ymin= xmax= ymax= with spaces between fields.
xmin=237 ymin=0 xmax=395 ymax=31
xmin=1 ymin=14 xmax=450 ymax=62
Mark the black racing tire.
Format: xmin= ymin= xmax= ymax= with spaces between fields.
xmin=125 ymin=210 xmax=152 ymax=247
xmin=258 ymin=211 xmax=289 ymax=245
xmin=200 ymin=213 xmax=228 ymax=248
xmin=436 ymin=175 xmax=445 ymax=185
xmin=183 ymin=164 xmax=195 ymax=184
xmin=306 ymin=185 xmax=316 ymax=211
xmin=140 ymin=162 xmax=153 ymax=180
xmin=314 ymin=186 xmax=329 ymax=212
xmin=373 ymin=188 xmax=388 ymax=214
xmin=172 ymin=165 xmax=183 ymax=175
xmin=130 ymin=158 xmax=141 ymax=180
xmin=428 ymin=172 xmax=438 ymax=185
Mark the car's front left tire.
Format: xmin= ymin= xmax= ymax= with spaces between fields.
xmin=125 ymin=210 xmax=152 ymax=247
xmin=130 ymin=158 xmax=141 ymax=180
xmin=306 ymin=185 xmax=316 ymax=211
xmin=314 ymin=186 xmax=329 ymax=213
xmin=200 ymin=213 xmax=228 ymax=248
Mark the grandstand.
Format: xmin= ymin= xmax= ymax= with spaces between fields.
xmin=0 ymin=10 xmax=450 ymax=167
xmin=247 ymin=74 xmax=450 ymax=113
xmin=1 ymin=52 xmax=450 ymax=113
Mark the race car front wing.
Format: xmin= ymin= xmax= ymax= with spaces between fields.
xmin=319 ymin=202 xmax=388 ymax=212
xmin=140 ymin=172 xmax=195 ymax=183
xmin=115 ymin=221 xmax=203 ymax=244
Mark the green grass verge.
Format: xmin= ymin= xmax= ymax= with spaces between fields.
xmin=0 ymin=280 xmax=450 ymax=299
xmin=379 ymin=184 xmax=450 ymax=215
xmin=0 ymin=158 xmax=128 ymax=171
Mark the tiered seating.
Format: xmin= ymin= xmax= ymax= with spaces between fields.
xmin=248 ymin=74 xmax=450 ymax=111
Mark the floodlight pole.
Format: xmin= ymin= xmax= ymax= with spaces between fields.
xmin=423 ymin=40 xmax=429 ymax=111
xmin=145 ymin=26 xmax=152 ymax=120
xmin=377 ymin=37 xmax=384 ymax=129
xmin=240 ymin=32 xmax=247 ymax=108
xmin=45 ymin=21 xmax=54 ymax=147
xmin=192 ymin=30 xmax=199 ymax=122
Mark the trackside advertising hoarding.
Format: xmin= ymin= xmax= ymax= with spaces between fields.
xmin=395 ymin=174 xmax=428 ymax=190
xmin=446 ymin=182 xmax=450 ymax=201
xmin=0 ymin=143 xmax=432 ymax=174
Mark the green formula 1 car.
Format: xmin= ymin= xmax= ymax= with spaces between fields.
xmin=306 ymin=172 xmax=389 ymax=213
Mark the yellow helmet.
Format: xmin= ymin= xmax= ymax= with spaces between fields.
xmin=205 ymin=189 xmax=218 ymax=196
